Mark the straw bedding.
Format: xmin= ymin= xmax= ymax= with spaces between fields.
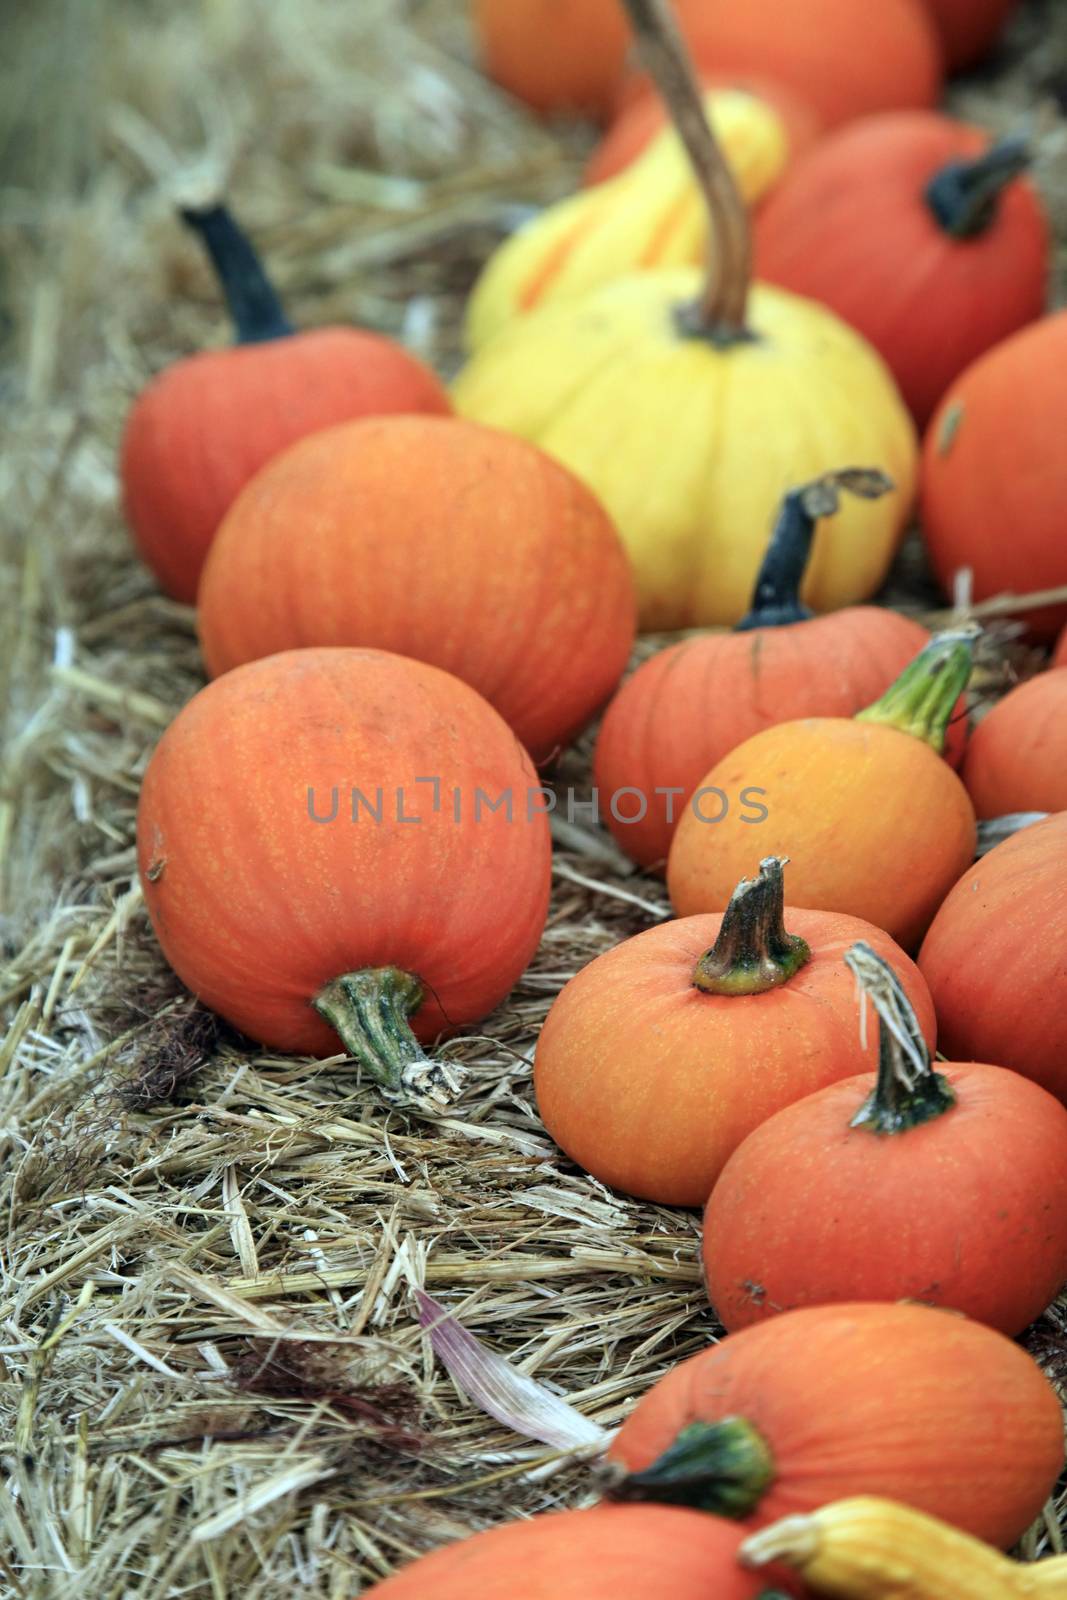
xmin=2 ymin=1 xmax=1067 ymax=1594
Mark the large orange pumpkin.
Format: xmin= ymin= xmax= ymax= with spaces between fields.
xmin=471 ymin=0 xmax=632 ymax=120
xmin=921 ymin=312 xmax=1067 ymax=642
xmin=923 ymin=0 xmax=1021 ymax=71
xmin=667 ymin=631 xmax=978 ymax=949
xmin=593 ymin=471 xmax=954 ymax=870
xmin=961 ymin=670 xmax=1067 ymax=819
xmin=534 ymin=858 xmax=935 ymax=1205
xmin=919 ymin=813 xmax=1067 ymax=1104
xmin=363 ymin=1504 xmax=796 ymax=1598
xmin=197 ymin=416 xmax=636 ymax=763
xmin=606 ymin=1301 xmax=1065 ymax=1549
xmin=754 ymin=113 xmax=1049 ymax=427
xmin=615 ymin=0 xmax=942 ymax=131
xmin=121 ymin=205 xmax=449 ymax=604
xmin=704 ymin=940 xmax=1067 ymax=1336
xmin=136 ymin=649 xmax=551 ymax=1110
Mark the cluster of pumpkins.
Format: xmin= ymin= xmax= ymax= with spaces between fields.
xmin=117 ymin=0 xmax=1067 ymax=1593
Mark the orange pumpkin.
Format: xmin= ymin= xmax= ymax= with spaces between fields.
xmin=363 ymin=1503 xmax=796 ymax=1598
xmin=197 ymin=416 xmax=636 ymax=763
xmin=136 ymin=649 xmax=551 ymax=1111
xmin=472 ymin=0 xmax=631 ymax=120
xmin=961 ymin=671 xmax=1067 ymax=819
xmin=585 ymin=71 xmax=821 ymax=186
xmin=121 ymin=205 xmax=449 ymax=604
xmin=667 ymin=630 xmax=978 ymax=949
xmin=615 ymin=0 xmax=942 ymax=131
xmin=754 ymin=113 xmax=1049 ymax=427
xmin=534 ymin=858 xmax=935 ymax=1205
xmin=704 ymin=940 xmax=1067 ymax=1335
xmin=919 ymin=813 xmax=1067 ymax=1104
xmin=923 ymin=0 xmax=1022 ymax=71
xmin=593 ymin=471 xmax=958 ymax=870
xmin=921 ymin=312 xmax=1067 ymax=642
xmin=606 ymin=1301 xmax=1065 ymax=1549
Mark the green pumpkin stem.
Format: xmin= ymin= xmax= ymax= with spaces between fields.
xmin=693 ymin=858 xmax=811 ymax=996
xmin=313 ymin=967 xmax=463 ymax=1114
xmin=844 ymin=941 xmax=956 ymax=1135
xmin=181 ymin=203 xmax=294 ymax=345
xmin=603 ymin=1418 xmax=775 ymax=1519
xmin=737 ymin=469 xmax=896 ymax=631
xmin=620 ymin=0 xmax=751 ymax=341
xmin=854 ymin=625 xmax=976 ymax=753
xmin=925 ymin=137 xmax=1031 ymax=240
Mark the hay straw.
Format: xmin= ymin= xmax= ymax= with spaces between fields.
xmin=3 ymin=1 xmax=1067 ymax=1594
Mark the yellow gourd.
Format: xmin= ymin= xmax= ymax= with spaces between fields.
xmin=453 ymin=0 xmax=917 ymax=632
xmin=739 ymin=1496 xmax=1067 ymax=1598
xmin=466 ymin=87 xmax=789 ymax=350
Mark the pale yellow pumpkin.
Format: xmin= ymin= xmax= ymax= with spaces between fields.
xmin=466 ymin=88 xmax=789 ymax=351
xmin=453 ymin=268 xmax=917 ymax=629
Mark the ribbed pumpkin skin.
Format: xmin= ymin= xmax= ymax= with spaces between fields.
xmin=136 ymin=649 xmax=551 ymax=1054
xmin=593 ymin=607 xmax=939 ymax=870
xmin=961 ymin=672 xmax=1067 ymax=818
xmin=921 ymin=313 xmax=1067 ymax=641
xmin=704 ymin=1062 xmax=1067 ymax=1335
xmin=197 ymin=417 xmax=636 ymax=763
xmin=924 ymin=0 xmax=1021 ymax=70
xmin=754 ymin=113 xmax=1049 ymax=427
xmin=667 ymin=719 xmax=976 ymax=949
xmin=584 ymin=73 xmax=821 ymax=186
xmin=918 ymin=814 xmax=1067 ymax=1102
xmin=472 ymin=0 xmax=631 ymax=120
xmin=615 ymin=0 xmax=942 ymax=130
xmin=364 ymin=1504 xmax=792 ymax=1599
xmin=609 ymin=1302 xmax=1065 ymax=1549
xmin=121 ymin=328 xmax=450 ymax=604
xmin=533 ymin=910 xmax=935 ymax=1206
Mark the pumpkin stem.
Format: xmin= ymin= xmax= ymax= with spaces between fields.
xmin=620 ymin=0 xmax=751 ymax=341
xmin=693 ymin=857 xmax=811 ymax=995
xmin=844 ymin=942 xmax=956 ymax=1135
xmin=736 ymin=469 xmax=896 ymax=632
xmin=181 ymin=203 xmax=295 ymax=345
xmin=602 ymin=1417 xmax=775 ymax=1519
xmin=313 ymin=967 xmax=464 ymax=1115
xmin=854 ymin=625 xmax=977 ymax=753
xmin=925 ymin=136 xmax=1031 ymax=240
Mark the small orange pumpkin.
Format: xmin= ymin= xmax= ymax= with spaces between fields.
xmin=137 ymin=649 xmax=551 ymax=1111
xmin=121 ymin=205 xmax=449 ymax=603
xmin=667 ymin=630 xmax=979 ymax=949
xmin=703 ymin=940 xmax=1067 ymax=1335
xmin=197 ymin=416 xmax=636 ymax=763
xmin=921 ymin=311 xmax=1067 ymax=642
xmin=754 ymin=113 xmax=1049 ymax=427
xmin=606 ymin=1301 xmax=1065 ymax=1549
xmin=534 ymin=858 xmax=935 ymax=1205
xmin=961 ymin=670 xmax=1067 ymax=819
xmin=919 ymin=813 xmax=1067 ymax=1104
xmin=471 ymin=0 xmax=631 ymax=120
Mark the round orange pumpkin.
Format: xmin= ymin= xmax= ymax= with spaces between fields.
xmin=363 ymin=1504 xmax=796 ymax=1598
xmin=614 ymin=0 xmax=942 ymax=131
xmin=534 ymin=858 xmax=935 ymax=1205
xmin=593 ymin=471 xmax=959 ymax=870
xmin=585 ymin=71 xmax=821 ymax=186
xmin=197 ymin=416 xmax=636 ymax=763
xmin=923 ymin=0 xmax=1021 ymax=71
xmin=136 ymin=649 xmax=551 ymax=1110
xmin=606 ymin=1301 xmax=1065 ymax=1549
xmin=919 ymin=813 xmax=1067 ymax=1104
xmin=921 ymin=312 xmax=1067 ymax=642
xmin=472 ymin=0 xmax=632 ymax=120
xmin=667 ymin=631 xmax=978 ymax=949
xmin=121 ymin=205 xmax=449 ymax=604
xmin=961 ymin=670 xmax=1067 ymax=819
xmin=703 ymin=940 xmax=1067 ymax=1335
xmin=754 ymin=113 xmax=1049 ymax=427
